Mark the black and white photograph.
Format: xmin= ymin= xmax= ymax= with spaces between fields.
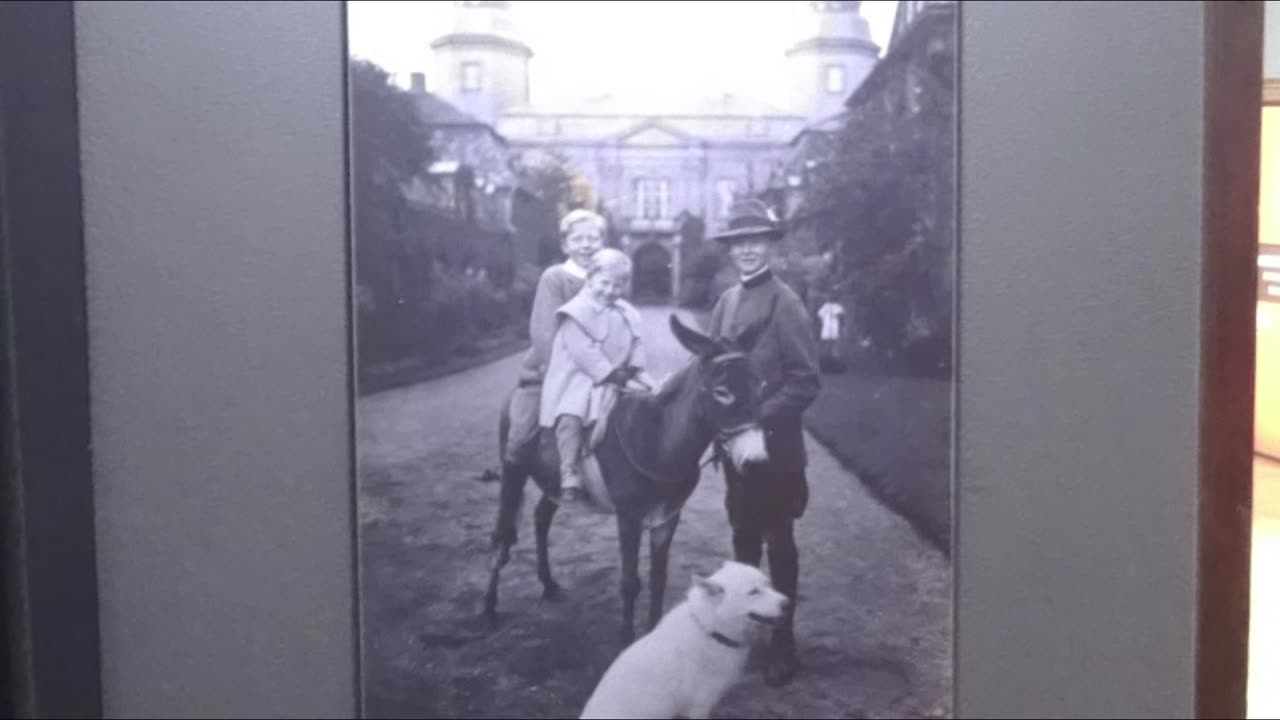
xmin=349 ymin=2 xmax=956 ymax=717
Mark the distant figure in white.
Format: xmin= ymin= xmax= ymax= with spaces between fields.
xmin=580 ymin=561 xmax=790 ymax=720
xmin=816 ymin=295 xmax=846 ymax=369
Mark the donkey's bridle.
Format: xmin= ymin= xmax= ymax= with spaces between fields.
xmin=704 ymin=349 xmax=762 ymax=446
xmin=717 ymin=422 xmax=758 ymax=441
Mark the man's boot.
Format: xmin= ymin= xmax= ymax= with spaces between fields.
xmin=764 ymin=604 xmax=799 ymax=687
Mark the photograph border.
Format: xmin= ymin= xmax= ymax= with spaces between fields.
xmin=71 ymin=1 xmax=357 ymax=717
xmin=953 ymin=1 xmax=1260 ymax=717
xmin=0 ymin=1 xmax=1263 ymax=717
xmin=1 ymin=2 xmax=103 ymax=717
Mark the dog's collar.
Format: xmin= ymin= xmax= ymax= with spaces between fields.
xmin=692 ymin=612 xmax=745 ymax=650
xmin=709 ymin=631 xmax=744 ymax=649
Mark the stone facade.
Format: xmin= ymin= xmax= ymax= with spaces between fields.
xmin=785 ymin=1 xmax=881 ymax=121
xmin=427 ymin=0 xmax=531 ymax=127
xmin=496 ymin=100 xmax=808 ymax=300
xmin=420 ymin=0 xmax=880 ymax=301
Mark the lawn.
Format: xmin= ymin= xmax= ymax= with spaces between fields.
xmin=803 ymin=367 xmax=953 ymax=555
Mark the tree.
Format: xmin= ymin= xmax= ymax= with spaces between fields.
xmin=349 ymin=58 xmax=435 ymax=365
xmin=350 ymin=58 xmax=433 ymax=249
xmin=512 ymin=147 xmax=599 ymax=220
xmin=804 ymin=45 xmax=955 ymax=378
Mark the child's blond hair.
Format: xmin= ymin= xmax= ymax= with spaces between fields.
xmin=587 ymin=247 xmax=632 ymax=278
xmin=559 ymin=208 xmax=607 ymax=237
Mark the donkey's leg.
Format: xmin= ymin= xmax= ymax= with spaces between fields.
xmin=483 ymin=462 xmax=527 ymax=627
xmin=617 ymin=514 xmax=643 ymax=645
xmin=647 ymin=510 xmax=682 ymax=631
xmin=483 ymin=542 xmax=512 ymax=628
xmin=534 ymin=494 xmax=562 ymax=601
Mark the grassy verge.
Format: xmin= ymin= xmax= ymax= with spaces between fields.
xmin=359 ymin=332 xmax=530 ymax=396
xmin=803 ymin=369 xmax=952 ymax=555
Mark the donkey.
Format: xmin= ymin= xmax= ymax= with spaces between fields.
xmin=484 ymin=310 xmax=773 ymax=643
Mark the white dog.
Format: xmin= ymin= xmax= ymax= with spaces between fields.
xmin=580 ymin=561 xmax=790 ymax=719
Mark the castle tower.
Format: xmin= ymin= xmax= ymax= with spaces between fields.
xmin=429 ymin=1 xmax=531 ymax=125
xmin=786 ymin=1 xmax=880 ymax=121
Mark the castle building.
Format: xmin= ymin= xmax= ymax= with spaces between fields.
xmin=422 ymin=0 xmax=880 ymax=300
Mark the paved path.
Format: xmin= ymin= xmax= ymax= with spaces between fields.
xmin=358 ymin=306 xmax=952 ymax=719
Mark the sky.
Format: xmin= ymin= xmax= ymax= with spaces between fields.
xmin=347 ymin=1 xmax=899 ymax=109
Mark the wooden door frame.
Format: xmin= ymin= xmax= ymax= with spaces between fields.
xmin=1197 ymin=2 xmax=1264 ymax=717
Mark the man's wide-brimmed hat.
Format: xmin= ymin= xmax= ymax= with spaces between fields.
xmin=710 ymin=198 xmax=785 ymax=244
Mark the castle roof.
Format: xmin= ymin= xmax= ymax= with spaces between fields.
xmin=412 ymin=91 xmax=486 ymax=127
xmin=502 ymin=92 xmax=801 ymax=120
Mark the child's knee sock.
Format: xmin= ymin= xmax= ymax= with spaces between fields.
xmin=555 ymin=415 xmax=584 ymax=487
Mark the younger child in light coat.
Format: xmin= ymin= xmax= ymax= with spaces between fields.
xmin=539 ymin=248 xmax=656 ymax=508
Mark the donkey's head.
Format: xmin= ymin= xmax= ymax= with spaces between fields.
xmin=669 ymin=311 xmax=771 ymax=470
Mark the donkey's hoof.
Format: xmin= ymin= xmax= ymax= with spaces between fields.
xmin=541 ymin=582 xmax=564 ymax=602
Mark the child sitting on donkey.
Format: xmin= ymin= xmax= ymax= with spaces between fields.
xmin=503 ymin=210 xmax=654 ymax=509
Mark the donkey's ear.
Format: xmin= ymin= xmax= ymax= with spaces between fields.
xmin=670 ymin=313 xmax=720 ymax=358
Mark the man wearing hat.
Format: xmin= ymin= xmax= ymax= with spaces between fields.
xmin=706 ymin=198 xmax=821 ymax=687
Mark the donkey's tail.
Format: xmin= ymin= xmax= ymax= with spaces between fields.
xmin=473 ymin=391 xmax=514 ymax=485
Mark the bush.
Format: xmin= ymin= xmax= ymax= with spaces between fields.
xmin=468 ymin=278 xmax=509 ymax=336
xmin=422 ymin=269 xmax=469 ymax=359
xmin=509 ymin=263 xmax=542 ymax=338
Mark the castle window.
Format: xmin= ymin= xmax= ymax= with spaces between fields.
xmin=634 ymin=178 xmax=670 ymax=219
xmin=461 ymin=62 xmax=483 ymax=93
xmin=825 ymin=64 xmax=846 ymax=94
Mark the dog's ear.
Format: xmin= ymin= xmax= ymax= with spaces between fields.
xmin=693 ymin=574 xmax=725 ymax=602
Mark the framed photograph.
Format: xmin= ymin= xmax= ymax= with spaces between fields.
xmin=1 ymin=1 xmax=1262 ymax=718
xmin=2 ymin=3 xmax=101 ymax=717
xmin=346 ymin=2 xmax=954 ymax=718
